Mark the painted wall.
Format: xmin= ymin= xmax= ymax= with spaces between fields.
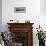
xmin=0 ymin=0 xmax=2 ymax=32
xmin=40 ymin=0 xmax=46 ymax=31
xmin=40 ymin=0 xmax=46 ymax=14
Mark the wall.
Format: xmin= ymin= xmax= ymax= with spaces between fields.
xmin=40 ymin=0 xmax=46 ymax=32
xmin=40 ymin=0 xmax=46 ymax=14
xmin=0 ymin=0 xmax=2 ymax=32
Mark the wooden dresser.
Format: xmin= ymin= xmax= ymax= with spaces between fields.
xmin=7 ymin=23 xmax=34 ymax=46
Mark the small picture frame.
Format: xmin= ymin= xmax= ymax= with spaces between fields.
xmin=14 ymin=7 xmax=26 ymax=13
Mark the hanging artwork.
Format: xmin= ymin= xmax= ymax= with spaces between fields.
xmin=14 ymin=7 xmax=26 ymax=13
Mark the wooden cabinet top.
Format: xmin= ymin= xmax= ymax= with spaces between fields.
xmin=7 ymin=23 xmax=34 ymax=25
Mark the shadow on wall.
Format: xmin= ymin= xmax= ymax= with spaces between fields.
xmin=40 ymin=0 xmax=46 ymax=14
xmin=0 ymin=0 xmax=2 ymax=32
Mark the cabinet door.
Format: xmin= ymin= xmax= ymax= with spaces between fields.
xmin=11 ymin=31 xmax=33 ymax=46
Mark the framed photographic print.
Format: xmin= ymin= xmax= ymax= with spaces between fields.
xmin=14 ymin=7 xmax=26 ymax=13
